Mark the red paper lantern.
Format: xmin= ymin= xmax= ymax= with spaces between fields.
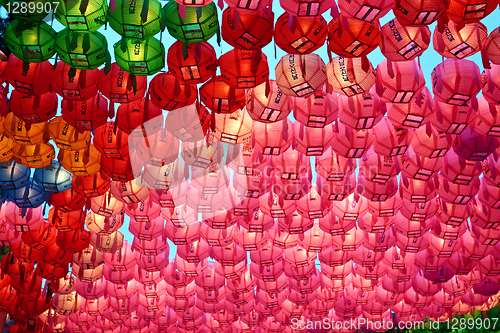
xmin=200 ymin=76 xmax=246 ymax=114
xmin=149 ymin=73 xmax=197 ymax=111
xmin=61 ymin=94 xmax=108 ymax=132
xmin=375 ymin=59 xmax=425 ymax=103
xmin=393 ymin=0 xmax=446 ymax=26
xmin=219 ymin=49 xmax=269 ymax=89
xmin=445 ymin=0 xmax=498 ymax=25
xmin=4 ymin=56 xmax=53 ymax=96
xmin=327 ymin=14 xmax=381 ymax=58
xmin=338 ymin=0 xmax=393 ymax=22
xmin=98 ymin=64 xmax=147 ymax=103
xmin=279 ymin=0 xmax=335 ymax=17
xmin=223 ymin=0 xmax=271 ymax=12
xmin=372 ymin=117 xmax=413 ymax=157
xmin=485 ymin=27 xmax=500 ymax=65
xmin=253 ymin=118 xmax=293 ymax=156
xmin=293 ymin=89 xmax=338 ymax=128
xmin=51 ymin=62 xmax=99 ymax=101
xmin=274 ymin=14 xmax=327 ymax=54
xmin=332 ymin=121 xmax=374 ymax=158
xmin=115 ymin=98 xmax=162 ymax=135
xmin=338 ymin=88 xmax=385 ymax=129
xmin=167 ymin=41 xmax=217 ymax=84
xmin=221 ymin=7 xmax=274 ymax=50
xmin=433 ymin=21 xmax=487 ymax=59
xmin=9 ymin=90 xmax=57 ymax=124
xmin=379 ymin=18 xmax=431 ymax=61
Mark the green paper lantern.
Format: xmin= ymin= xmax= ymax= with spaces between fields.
xmin=0 ymin=0 xmax=54 ymax=23
xmin=114 ymin=37 xmax=165 ymax=76
xmin=55 ymin=29 xmax=108 ymax=70
xmin=55 ymin=0 xmax=107 ymax=32
xmin=5 ymin=20 xmax=56 ymax=62
xmin=163 ymin=2 xmax=219 ymax=44
xmin=108 ymin=0 xmax=162 ymax=40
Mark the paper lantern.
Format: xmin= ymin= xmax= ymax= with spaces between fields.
xmin=114 ymin=37 xmax=165 ymax=76
xmin=279 ymin=0 xmax=335 ymax=17
xmin=338 ymin=89 xmax=384 ymax=129
xmin=482 ymin=64 xmax=500 ymax=105
xmin=93 ymin=122 xmax=130 ymax=160
xmin=387 ymin=87 xmax=433 ymax=129
xmin=221 ymin=7 xmax=274 ymax=50
xmin=60 ymin=143 xmax=102 ymax=177
xmin=6 ymin=180 xmax=48 ymax=208
xmin=400 ymin=146 xmax=442 ymax=181
xmin=475 ymin=96 xmax=500 ymax=137
xmin=327 ymin=14 xmax=381 ymax=58
xmin=72 ymin=172 xmax=110 ymax=198
xmin=453 ymin=125 xmax=499 ymax=161
xmin=245 ymin=80 xmax=290 ymax=123
xmin=332 ymin=121 xmax=374 ymax=158
xmin=164 ymin=2 xmax=219 ymax=43
xmin=252 ymin=119 xmax=293 ymax=155
xmin=445 ymin=0 xmax=498 ymax=25
xmin=213 ymin=109 xmax=253 ymax=145
xmin=5 ymin=20 xmax=56 ymax=62
xmin=115 ymin=98 xmax=162 ymax=136
xmin=326 ymin=56 xmax=376 ymax=96
xmin=108 ymin=0 xmax=162 ymax=39
xmin=410 ymin=124 xmax=452 ymax=159
xmin=274 ymin=14 xmax=327 ymax=54
xmin=48 ymin=117 xmax=90 ymax=151
xmin=149 ymin=72 xmax=197 ymax=111
xmin=55 ymin=0 xmax=107 ymax=32
xmin=292 ymin=90 xmax=338 ymax=128
xmin=62 ymin=94 xmax=109 ymax=131
xmin=375 ymin=59 xmax=425 ymax=103
xmin=4 ymin=56 xmax=53 ymax=96
xmin=55 ymin=29 xmax=108 ymax=70
xmin=8 ymin=90 xmax=57 ymax=124
xmin=485 ymin=27 xmax=500 ymax=65
xmin=33 ymin=161 xmax=72 ymax=193
xmin=275 ymin=53 xmax=326 ymax=98
xmin=372 ymin=117 xmax=413 ymax=157
xmin=90 ymin=192 xmax=125 ymax=217
xmin=167 ymin=41 xmax=217 ymax=85
xmin=219 ymin=49 xmax=269 ymax=89
xmin=223 ymin=0 xmax=271 ymax=12
xmin=393 ymin=0 xmax=446 ymax=26
xmin=292 ymin=122 xmax=334 ymax=156
xmin=98 ymin=63 xmax=147 ymax=103
xmin=431 ymin=98 xmax=478 ymax=135
xmin=51 ymin=187 xmax=86 ymax=212
xmin=433 ymin=22 xmax=487 ymax=59
xmin=51 ymin=62 xmax=99 ymax=101
xmin=379 ymin=18 xmax=431 ymax=61
xmin=200 ymin=76 xmax=246 ymax=114
xmin=338 ymin=0 xmax=393 ymax=22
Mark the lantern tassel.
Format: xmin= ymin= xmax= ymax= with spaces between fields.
xmin=141 ymin=0 xmax=150 ymax=23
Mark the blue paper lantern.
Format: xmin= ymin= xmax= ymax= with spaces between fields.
xmin=33 ymin=161 xmax=73 ymax=193
xmin=0 ymin=162 xmax=31 ymax=191
xmin=5 ymin=180 xmax=49 ymax=208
